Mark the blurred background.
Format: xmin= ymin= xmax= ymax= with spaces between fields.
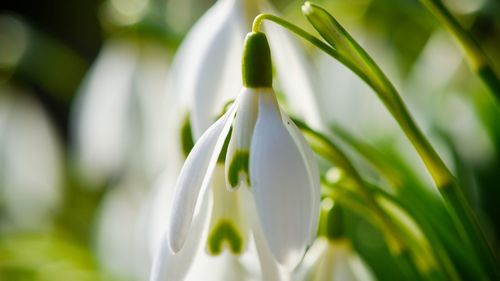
xmin=0 ymin=0 xmax=499 ymax=280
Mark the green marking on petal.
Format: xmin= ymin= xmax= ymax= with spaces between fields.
xmin=180 ymin=115 xmax=195 ymax=157
xmin=207 ymin=220 xmax=243 ymax=255
xmin=217 ymin=127 xmax=232 ymax=164
xmin=228 ymin=150 xmax=250 ymax=188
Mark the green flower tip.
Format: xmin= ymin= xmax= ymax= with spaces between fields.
xmin=302 ymin=1 xmax=323 ymax=18
xmin=242 ymin=32 xmax=272 ymax=88
xmin=301 ymin=1 xmax=341 ymax=49
xmin=301 ymin=1 xmax=313 ymax=14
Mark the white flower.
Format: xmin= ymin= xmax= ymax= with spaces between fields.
xmin=0 ymin=85 xmax=62 ymax=231
xmin=163 ymin=0 xmax=323 ymax=142
xmin=151 ymin=32 xmax=320 ymax=280
xmin=94 ymin=173 xmax=150 ymax=280
xmin=71 ymin=39 xmax=170 ymax=187
xmin=297 ymin=238 xmax=375 ymax=281
xmin=74 ymin=39 xmax=171 ymax=280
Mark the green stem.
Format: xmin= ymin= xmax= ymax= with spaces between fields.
xmin=252 ymin=13 xmax=373 ymax=91
xmin=419 ymin=0 xmax=500 ymax=102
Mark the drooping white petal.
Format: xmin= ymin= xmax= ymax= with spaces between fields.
xmin=163 ymin=0 xmax=240 ymax=138
xmin=281 ymin=113 xmax=321 ymax=244
xmin=225 ymin=88 xmax=259 ymax=190
xmin=241 ymin=188 xmax=288 ymax=281
xmin=249 ymin=91 xmax=314 ymax=268
xmin=95 ymin=175 xmax=148 ymax=280
xmin=168 ymin=102 xmax=238 ymax=253
xmin=189 ymin=21 xmax=237 ymax=137
xmin=293 ymin=238 xmax=329 ymax=281
xmin=306 ymin=239 xmax=375 ymax=281
xmin=151 ymin=187 xmax=212 ymax=281
xmin=145 ymin=170 xmax=178 ymax=260
xmin=0 ymin=91 xmax=62 ymax=231
xmin=132 ymin=44 xmax=171 ymax=176
xmin=332 ymin=240 xmax=375 ymax=281
xmin=71 ymin=41 xmax=137 ymax=186
xmin=185 ymin=251 xmax=256 ymax=281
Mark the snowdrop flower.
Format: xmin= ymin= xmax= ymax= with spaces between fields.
xmin=297 ymin=238 xmax=375 ymax=281
xmin=71 ymin=39 xmax=169 ymax=187
xmin=296 ymin=201 xmax=374 ymax=281
xmin=75 ymin=39 xmax=170 ymax=280
xmin=164 ymin=0 xmax=323 ymax=143
xmin=149 ymin=0 xmax=324 ymax=258
xmin=151 ymin=32 xmax=320 ymax=280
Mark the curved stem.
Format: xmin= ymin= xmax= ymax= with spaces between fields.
xmin=252 ymin=14 xmax=373 ymax=91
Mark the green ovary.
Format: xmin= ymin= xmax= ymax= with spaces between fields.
xmin=207 ymin=220 xmax=243 ymax=255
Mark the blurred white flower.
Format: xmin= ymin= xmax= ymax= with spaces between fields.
xmin=297 ymin=238 xmax=375 ymax=281
xmin=0 ymin=86 xmax=62 ymax=231
xmin=94 ymin=173 xmax=150 ymax=280
xmin=79 ymin=38 xmax=171 ymax=280
xmin=71 ymin=39 xmax=170 ymax=187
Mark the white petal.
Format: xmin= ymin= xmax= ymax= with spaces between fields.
xmin=132 ymin=45 xmax=171 ymax=176
xmin=189 ymin=19 xmax=237 ymax=137
xmin=225 ymin=88 xmax=259 ymax=190
xmin=281 ymin=113 xmax=321 ymax=244
xmin=95 ymin=175 xmax=148 ymax=280
xmin=294 ymin=238 xmax=330 ymax=281
xmin=151 ymin=188 xmax=211 ymax=281
xmin=144 ymin=170 xmax=178 ymax=260
xmin=322 ymin=240 xmax=375 ymax=281
xmin=163 ymin=0 xmax=239 ymax=138
xmin=71 ymin=40 xmax=137 ymax=186
xmin=241 ymin=188 xmax=289 ymax=281
xmin=249 ymin=92 xmax=314 ymax=268
xmin=168 ymin=102 xmax=238 ymax=253
xmin=185 ymin=252 xmax=255 ymax=281
xmin=0 ymin=91 xmax=62 ymax=231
